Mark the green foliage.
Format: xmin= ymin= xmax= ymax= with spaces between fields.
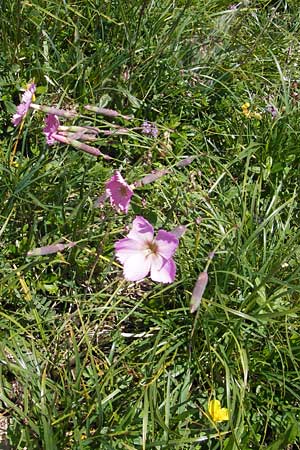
xmin=1 ymin=0 xmax=300 ymax=449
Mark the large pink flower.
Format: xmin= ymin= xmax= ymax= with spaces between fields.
xmin=115 ymin=216 xmax=179 ymax=283
xmin=106 ymin=171 xmax=134 ymax=213
xmin=12 ymin=83 xmax=36 ymax=126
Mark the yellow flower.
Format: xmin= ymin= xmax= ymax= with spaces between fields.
xmin=241 ymin=102 xmax=251 ymax=118
xmin=208 ymin=399 xmax=229 ymax=422
xmin=241 ymin=102 xmax=262 ymax=120
xmin=242 ymin=102 xmax=250 ymax=109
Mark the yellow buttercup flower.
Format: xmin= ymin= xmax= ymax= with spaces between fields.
xmin=242 ymin=102 xmax=250 ymax=110
xmin=241 ymin=102 xmax=251 ymax=118
xmin=241 ymin=102 xmax=262 ymax=120
xmin=208 ymin=399 xmax=229 ymax=422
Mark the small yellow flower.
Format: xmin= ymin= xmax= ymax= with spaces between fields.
xmin=241 ymin=102 xmax=251 ymax=118
xmin=241 ymin=102 xmax=262 ymax=120
xmin=208 ymin=399 xmax=229 ymax=422
xmin=242 ymin=102 xmax=250 ymax=109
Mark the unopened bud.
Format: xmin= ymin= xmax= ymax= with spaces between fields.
xmin=190 ymin=271 xmax=208 ymax=313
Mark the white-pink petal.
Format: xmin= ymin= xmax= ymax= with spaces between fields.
xmin=127 ymin=216 xmax=154 ymax=242
xmin=123 ymin=252 xmax=151 ymax=281
xmin=150 ymin=257 xmax=176 ymax=283
xmin=115 ymin=238 xmax=145 ymax=264
xmin=155 ymin=230 xmax=179 ymax=260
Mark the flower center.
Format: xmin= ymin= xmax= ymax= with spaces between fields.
xmin=147 ymin=240 xmax=158 ymax=255
xmin=119 ymin=185 xmax=128 ymax=196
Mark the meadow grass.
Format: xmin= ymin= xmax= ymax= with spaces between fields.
xmin=0 ymin=0 xmax=300 ymax=448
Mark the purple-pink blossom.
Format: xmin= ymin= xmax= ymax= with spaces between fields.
xmin=265 ymin=104 xmax=278 ymax=119
xmin=105 ymin=171 xmax=134 ymax=213
xmin=43 ymin=114 xmax=60 ymax=145
xmin=12 ymin=83 xmax=36 ymax=126
xmin=43 ymin=114 xmax=109 ymax=158
xmin=115 ymin=216 xmax=179 ymax=283
xmin=142 ymin=121 xmax=158 ymax=138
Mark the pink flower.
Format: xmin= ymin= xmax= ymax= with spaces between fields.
xmin=43 ymin=114 xmax=60 ymax=145
xmin=115 ymin=216 xmax=179 ymax=283
xmin=106 ymin=171 xmax=134 ymax=213
xmin=12 ymin=83 xmax=36 ymax=126
xmin=43 ymin=114 xmax=109 ymax=158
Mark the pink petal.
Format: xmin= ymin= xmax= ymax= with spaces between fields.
xmin=155 ymin=230 xmax=179 ymax=260
xmin=21 ymin=90 xmax=33 ymax=104
xmin=123 ymin=251 xmax=151 ymax=281
xmin=115 ymin=237 xmax=145 ymax=264
xmin=127 ymin=216 xmax=154 ymax=242
xmin=43 ymin=114 xmax=60 ymax=145
xmin=150 ymin=257 xmax=176 ymax=283
xmin=21 ymin=83 xmax=36 ymax=103
xmin=12 ymin=104 xmax=27 ymax=126
xmin=12 ymin=83 xmax=36 ymax=127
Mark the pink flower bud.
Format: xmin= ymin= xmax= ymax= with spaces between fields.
xmin=84 ymin=105 xmax=132 ymax=120
xmin=135 ymin=169 xmax=169 ymax=187
xmin=30 ymin=103 xmax=77 ymax=118
xmin=190 ymin=271 xmax=208 ymax=313
xmin=27 ymin=242 xmax=76 ymax=256
xmin=170 ymin=225 xmax=187 ymax=239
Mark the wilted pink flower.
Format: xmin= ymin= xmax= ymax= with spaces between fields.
xmin=64 ymin=138 xmax=107 ymax=157
xmin=115 ymin=216 xmax=179 ymax=283
xmin=229 ymin=3 xmax=241 ymax=10
xmin=106 ymin=171 xmax=134 ymax=213
xmin=12 ymin=83 xmax=36 ymax=126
